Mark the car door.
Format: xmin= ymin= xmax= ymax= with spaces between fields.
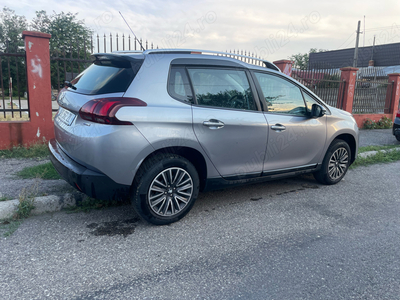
xmin=252 ymin=71 xmax=327 ymax=172
xmin=188 ymin=67 xmax=268 ymax=178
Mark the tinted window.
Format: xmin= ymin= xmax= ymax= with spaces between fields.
xmin=255 ymin=72 xmax=306 ymax=116
xmin=70 ymin=60 xmax=138 ymax=95
xmin=168 ymin=67 xmax=193 ymax=102
xmin=188 ymin=68 xmax=256 ymax=111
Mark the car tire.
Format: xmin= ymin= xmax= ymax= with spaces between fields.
xmin=131 ymin=154 xmax=200 ymax=225
xmin=313 ymin=139 xmax=351 ymax=185
xmin=396 ymin=134 xmax=400 ymax=142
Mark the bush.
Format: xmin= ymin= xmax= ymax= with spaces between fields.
xmin=363 ymin=116 xmax=393 ymax=129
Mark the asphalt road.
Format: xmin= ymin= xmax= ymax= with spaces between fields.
xmin=1 ymin=161 xmax=399 ymax=299
xmin=359 ymin=128 xmax=399 ymax=147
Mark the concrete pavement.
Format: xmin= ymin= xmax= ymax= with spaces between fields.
xmin=0 ymin=161 xmax=399 ymax=299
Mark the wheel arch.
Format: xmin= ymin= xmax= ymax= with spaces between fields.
xmin=136 ymin=146 xmax=208 ymax=191
xmin=332 ymin=133 xmax=357 ymax=164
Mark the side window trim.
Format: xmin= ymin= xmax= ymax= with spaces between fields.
xmin=186 ymin=66 xmax=262 ymax=112
xmin=167 ymin=66 xmax=194 ymax=104
xmin=300 ymin=88 xmax=331 ymax=115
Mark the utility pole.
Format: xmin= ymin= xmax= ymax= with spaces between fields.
xmin=353 ymin=20 xmax=361 ymax=67
xmin=363 ymin=15 xmax=365 ymax=47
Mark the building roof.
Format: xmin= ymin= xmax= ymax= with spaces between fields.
xmin=309 ymin=42 xmax=400 ymax=69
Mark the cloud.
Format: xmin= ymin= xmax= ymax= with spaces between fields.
xmin=2 ymin=0 xmax=400 ymax=62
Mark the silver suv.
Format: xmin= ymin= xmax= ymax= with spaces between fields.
xmin=49 ymin=49 xmax=359 ymax=225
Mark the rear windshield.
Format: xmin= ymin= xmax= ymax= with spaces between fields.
xmin=70 ymin=59 xmax=141 ymax=95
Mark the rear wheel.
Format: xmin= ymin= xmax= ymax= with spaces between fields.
xmin=314 ymin=139 xmax=351 ymax=185
xmin=396 ymin=134 xmax=400 ymax=142
xmin=132 ymin=154 xmax=200 ymax=225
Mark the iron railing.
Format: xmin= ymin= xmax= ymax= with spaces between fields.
xmin=292 ymin=68 xmax=345 ymax=108
xmin=0 ymin=47 xmax=29 ymax=121
xmin=352 ymin=67 xmax=392 ymax=114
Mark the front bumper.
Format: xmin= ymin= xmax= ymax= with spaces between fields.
xmin=49 ymin=139 xmax=131 ymax=201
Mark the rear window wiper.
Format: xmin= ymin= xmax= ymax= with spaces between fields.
xmin=64 ymin=81 xmax=77 ymax=90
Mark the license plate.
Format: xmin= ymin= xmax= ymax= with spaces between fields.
xmin=57 ymin=107 xmax=76 ymax=126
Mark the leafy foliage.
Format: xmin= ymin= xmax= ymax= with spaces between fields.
xmin=289 ymin=48 xmax=327 ymax=70
xmin=0 ymin=7 xmax=28 ymax=97
xmin=0 ymin=7 xmax=27 ymax=52
xmin=363 ymin=116 xmax=393 ymax=129
xmin=31 ymin=10 xmax=93 ymax=89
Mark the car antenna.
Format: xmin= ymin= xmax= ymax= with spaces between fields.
xmin=119 ymin=11 xmax=146 ymax=51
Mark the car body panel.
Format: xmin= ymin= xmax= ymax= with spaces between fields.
xmin=54 ymin=114 xmax=154 ymax=185
xmin=192 ymin=106 xmax=268 ymax=177
xmin=263 ymin=113 xmax=326 ymax=171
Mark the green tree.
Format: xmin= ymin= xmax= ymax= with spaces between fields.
xmin=31 ymin=10 xmax=93 ymax=89
xmin=0 ymin=7 xmax=27 ymax=97
xmin=0 ymin=7 xmax=27 ymax=52
xmin=289 ymin=48 xmax=326 ymax=70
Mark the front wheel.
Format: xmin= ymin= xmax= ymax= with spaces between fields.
xmin=131 ymin=154 xmax=200 ymax=225
xmin=314 ymin=139 xmax=351 ymax=185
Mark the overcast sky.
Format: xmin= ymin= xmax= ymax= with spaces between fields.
xmin=4 ymin=0 xmax=400 ymax=61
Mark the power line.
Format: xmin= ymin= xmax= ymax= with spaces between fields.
xmin=364 ymin=25 xmax=400 ymax=31
xmin=337 ymin=32 xmax=355 ymax=49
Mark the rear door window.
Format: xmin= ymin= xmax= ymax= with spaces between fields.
xmin=187 ymin=68 xmax=257 ymax=111
xmin=70 ymin=59 xmax=141 ymax=95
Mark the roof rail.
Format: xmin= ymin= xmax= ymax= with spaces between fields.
xmin=111 ymin=50 xmax=144 ymax=54
xmin=137 ymin=49 xmax=280 ymax=72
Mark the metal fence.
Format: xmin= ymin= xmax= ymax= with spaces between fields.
xmin=92 ymin=33 xmax=156 ymax=53
xmin=291 ymin=68 xmax=345 ymax=108
xmin=352 ymin=67 xmax=392 ymax=114
xmin=0 ymin=47 xmax=29 ymax=121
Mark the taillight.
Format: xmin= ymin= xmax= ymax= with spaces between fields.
xmin=79 ymin=97 xmax=146 ymax=125
xmin=396 ymin=109 xmax=400 ymax=118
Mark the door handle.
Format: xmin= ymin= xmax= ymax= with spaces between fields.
xmin=271 ymin=124 xmax=286 ymax=131
xmin=203 ymin=119 xmax=225 ymax=129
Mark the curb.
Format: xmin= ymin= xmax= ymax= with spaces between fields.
xmin=0 ymin=192 xmax=84 ymax=220
xmin=357 ymin=147 xmax=400 ymax=159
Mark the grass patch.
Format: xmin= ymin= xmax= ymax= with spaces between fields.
xmin=358 ymin=145 xmax=400 ymax=153
xmin=351 ymin=148 xmax=400 ymax=169
xmin=1 ymin=181 xmax=39 ymax=237
xmin=16 ymin=162 xmax=60 ymax=180
xmin=0 ymin=195 xmax=12 ymax=202
xmin=65 ymin=197 xmax=129 ymax=214
xmin=0 ymin=142 xmax=49 ymax=159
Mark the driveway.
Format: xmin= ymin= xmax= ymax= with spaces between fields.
xmin=1 ymin=161 xmax=399 ymax=299
xmin=359 ymin=128 xmax=398 ymax=147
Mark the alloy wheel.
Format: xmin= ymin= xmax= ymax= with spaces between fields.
xmin=328 ymin=147 xmax=349 ymax=180
xmin=148 ymin=167 xmax=193 ymax=217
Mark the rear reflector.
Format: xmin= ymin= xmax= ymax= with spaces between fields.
xmin=79 ymin=97 xmax=146 ymax=125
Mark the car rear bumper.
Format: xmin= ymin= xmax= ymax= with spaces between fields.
xmin=49 ymin=139 xmax=131 ymax=201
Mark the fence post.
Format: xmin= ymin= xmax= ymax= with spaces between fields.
xmin=339 ymin=67 xmax=358 ymax=113
xmin=384 ymin=73 xmax=400 ymax=119
xmin=22 ymin=31 xmax=53 ymax=144
xmin=273 ymin=60 xmax=293 ymax=76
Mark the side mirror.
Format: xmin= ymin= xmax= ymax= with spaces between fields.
xmin=311 ymin=104 xmax=326 ymax=118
